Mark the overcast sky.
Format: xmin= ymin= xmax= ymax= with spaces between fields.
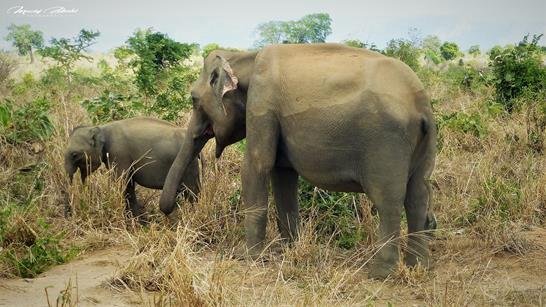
xmin=1 ymin=0 xmax=545 ymax=52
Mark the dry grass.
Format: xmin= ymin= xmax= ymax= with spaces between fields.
xmin=0 ymin=55 xmax=545 ymax=306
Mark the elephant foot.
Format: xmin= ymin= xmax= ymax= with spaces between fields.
xmin=404 ymin=250 xmax=431 ymax=269
xmin=231 ymin=244 xmax=266 ymax=261
xmin=368 ymin=261 xmax=397 ymax=280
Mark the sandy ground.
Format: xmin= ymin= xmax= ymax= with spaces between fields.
xmin=1 ymin=228 xmax=545 ymax=306
xmin=0 ymin=248 xmax=134 ymax=307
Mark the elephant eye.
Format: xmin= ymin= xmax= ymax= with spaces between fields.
xmin=71 ymin=152 xmax=81 ymax=161
xmin=191 ymin=95 xmax=199 ymax=107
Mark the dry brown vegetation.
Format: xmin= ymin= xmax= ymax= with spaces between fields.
xmin=0 ymin=52 xmax=545 ymax=306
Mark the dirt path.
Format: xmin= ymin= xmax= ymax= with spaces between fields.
xmin=0 ymin=248 xmax=133 ymax=307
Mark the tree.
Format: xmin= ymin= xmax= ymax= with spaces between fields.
xmin=254 ymin=21 xmax=285 ymax=47
xmin=421 ymin=35 xmax=442 ymax=64
xmin=440 ymin=41 xmax=461 ymax=61
xmin=123 ymin=28 xmax=195 ymax=95
xmin=117 ymin=28 xmax=199 ymax=119
xmin=489 ymin=34 xmax=546 ymax=112
xmin=468 ymin=45 xmax=480 ymax=56
xmin=39 ymin=29 xmax=100 ymax=84
xmin=254 ymin=13 xmax=332 ymax=47
xmin=5 ymin=24 xmax=44 ymax=63
xmin=384 ymin=38 xmax=421 ymax=71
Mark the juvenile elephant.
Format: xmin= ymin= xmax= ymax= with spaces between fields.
xmin=160 ymin=44 xmax=437 ymax=279
xmin=64 ymin=117 xmax=200 ymax=220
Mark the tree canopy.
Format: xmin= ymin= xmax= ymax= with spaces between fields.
xmin=254 ymin=13 xmax=332 ymax=47
xmin=5 ymin=24 xmax=44 ymax=63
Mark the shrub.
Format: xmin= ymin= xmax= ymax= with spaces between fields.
xmin=443 ymin=64 xmax=489 ymax=93
xmin=298 ymin=179 xmax=368 ymax=249
xmin=3 ymin=216 xmax=76 ymax=278
xmin=39 ymin=29 xmax=100 ymax=85
xmin=81 ymin=90 xmax=143 ymax=124
xmin=459 ymin=177 xmax=523 ymax=227
xmin=0 ymin=98 xmax=54 ymax=144
xmin=384 ymin=38 xmax=421 ymax=71
xmin=439 ymin=111 xmax=488 ymax=138
xmin=0 ymin=51 xmax=16 ymax=86
xmin=440 ymin=41 xmax=461 ymax=61
xmin=489 ymin=34 xmax=546 ymax=112
xmin=469 ymin=45 xmax=481 ymax=56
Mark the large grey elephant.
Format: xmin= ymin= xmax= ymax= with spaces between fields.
xmin=159 ymin=43 xmax=437 ymax=279
xmin=65 ymin=117 xmax=200 ymax=220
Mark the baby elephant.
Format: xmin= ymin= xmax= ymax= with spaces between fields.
xmin=64 ymin=117 xmax=200 ymax=220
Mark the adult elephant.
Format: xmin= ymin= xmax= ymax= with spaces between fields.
xmin=160 ymin=43 xmax=437 ymax=279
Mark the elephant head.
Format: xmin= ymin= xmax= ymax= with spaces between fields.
xmin=64 ymin=126 xmax=105 ymax=184
xmin=159 ymin=50 xmax=257 ymax=215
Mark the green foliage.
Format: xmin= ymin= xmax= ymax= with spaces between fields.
xmin=0 ymin=51 xmax=16 ymax=86
xmin=82 ymin=91 xmax=142 ymax=124
xmin=489 ymin=34 xmax=546 ymax=112
xmin=343 ymin=39 xmax=365 ymax=48
xmin=342 ymin=39 xmax=380 ymax=52
xmin=5 ymin=24 xmax=43 ymax=63
xmin=460 ymin=177 xmax=523 ymax=226
xmin=124 ymin=28 xmax=195 ymax=95
xmin=384 ymin=38 xmax=421 ymax=71
xmin=0 ymin=98 xmax=54 ymax=143
xmin=201 ymin=43 xmax=240 ymax=59
xmin=1 ymin=213 xmax=76 ymax=278
xmin=439 ymin=111 xmax=487 ymax=138
xmin=254 ymin=13 xmax=332 ymax=47
xmin=202 ymin=43 xmax=221 ymax=58
xmin=421 ymin=35 xmax=442 ymax=64
xmin=39 ymin=29 xmax=100 ymax=83
xmin=469 ymin=45 xmax=481 ymax=56
xmin=298 ymin=180 xmax=367 ymax=249
xmin=443 ymin=64 xmax=490 ymax=93
xmin=440 ymin=41 xmax=461 ymax=61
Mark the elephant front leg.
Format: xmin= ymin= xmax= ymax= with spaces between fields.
xmin=271 ymin=167 xmax=300 ymax=242
xmin=124 ymin=179 xmax=147 ymax=224
xmin=241 ymin=114 xmax=279 ymax=259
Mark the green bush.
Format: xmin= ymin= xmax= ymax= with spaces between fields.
xmin=439 ymin=111 xmax=488 ymax=138
xmin=3 ymin=217 xmax=76 ymax=278
xmin=469 ymin=45 xmax=481 ymax=56
xmin=384 ymin=38 xmax=421 ymax=71
xmin=440 ymin=41 xmax=461 ymax=61
xmin=0 ymin=98 xmax=54 ymax=144
xmin=459 ymin=177 xmax=523 ymax=226
xmin=81 ymin=90 xmax=143 ymax=124
xmin=298 ymin=180 xmax=367 ymax=249
xmin=489 ymin=34 xmax=546 ymax=112
xmin=443 ymin=64 xmax=490 ymax=93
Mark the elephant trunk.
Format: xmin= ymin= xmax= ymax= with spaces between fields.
xmin=64 ymin=155 xmax=76 ymax=184
xmin=160 ymin=112 xmax=211 ymax=215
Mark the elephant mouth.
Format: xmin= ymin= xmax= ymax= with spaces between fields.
xmin=202 ymin=123 xmax=214 ymax=138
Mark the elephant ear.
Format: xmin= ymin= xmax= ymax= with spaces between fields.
xmin=212 ymin=55 xmax=238 ymax=99
xmin=89 ymin=127 xmax=105 ymax=151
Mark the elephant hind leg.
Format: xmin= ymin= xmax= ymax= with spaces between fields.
xmin=271 ymin=167 xmax=299 ymax=242
xmin=363 ymin=172 xmax=407 ymax=279
xmin=404 ymin=163 xmax=434 ymax=268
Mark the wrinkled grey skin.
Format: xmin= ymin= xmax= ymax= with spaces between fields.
xmin=65 ymin=117 xmax=200 ymax=220
xmin=160 ymin=44 xmax=437 ymax=279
